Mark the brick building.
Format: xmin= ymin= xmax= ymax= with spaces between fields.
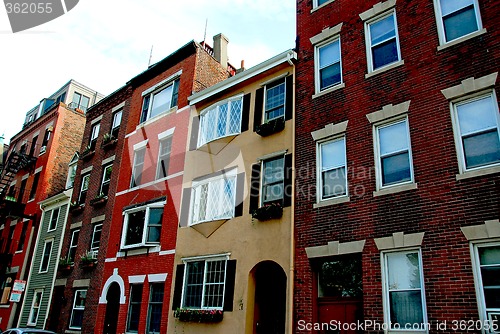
xmin=0 ymin=80 xmax=102 ymax=329
xmin=87 ymin=35 xmax=235 ymax=334
xmin=294 ymin=0 xmax=500 ymax=333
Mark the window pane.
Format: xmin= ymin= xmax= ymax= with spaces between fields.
xmin=443 ymin=5 xmax=478 ymax=41
xmin=387 ymin=252 xmax=421 ymax=290
xmin=440 ymin=0 xmax=474 ymax=16
xmin=127 ymin=285 xmax=143 ymax=332
xmin=382 ymin=152 xmax=411 ymax=185
xmin=321 ymin=139 xmax=346 ymax=170
xmin=457 ymin=96 xmax=497 ymax=135
xmin=265 ymin=81 xmax=285 ymax=121
xmin=229 ymin=99 xmax=242 ymax=133
xmin=150 ymin=86 xmax=173 ymax=119
xmin=463 ymin=130 xmax=500 ymax=168
xmin=479 ymin=246 xmax=500 ymax=265
xmin=484 ymin=288 xmax=500 ymax=308
xmin=126 ymin=211 xmax=145 ymax=245
xmin=481 ymin=267 xmax=500 ymax=287
xmin=217 ymin=103 xmax=228 ymax=137
xmin=112 ymin=110 xmax=122 ymax=129
xmin=41 ymin=241 xmax=52 ymax=271
xmin=389 ymin=291 xmax=424 ymax=327
xmin=319 ymin=40 xmax=340 ymax=68
xmin=147 ymin=208 xmax=163 ymax=243
xmin=320 ymin=63 xmax=341 ymax=90
xmin=185 ymin=261 xmax=204 ymax=308
xmin=370 ymin=14 xmax=396 ymax=46
xmin=204 ymin=260 xmax=225 ymax=308
xmin=322 ymin=167 xmax=347 ymax=198
xmin=318 ymin=255 xmax=362 ymax=298
xmin=372 ymin=39 xmax=398 ymax=69
xmin=379 ymin=121 xmax=409 ymax=156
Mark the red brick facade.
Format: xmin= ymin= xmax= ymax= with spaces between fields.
xmin=294 ymin=0 xmax=500 ymax=333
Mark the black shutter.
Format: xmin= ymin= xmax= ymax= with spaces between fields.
xmin=172 ymin=264 xmax=185 ymax=310
xmin=283 ymin=153 xmax=293 ymax=208
xmin=223 ymin=260 xmax=237 ymax=311
xmin=234 ymin=173 xmax=245 ymax=217
xmin=249 ymin=163 xmax=261 ymax=214
xmin=178 ymin=188 xmax=191 ymax=227
xmin=189 ymin=116 xmax=200 ymax=151
xmin=253 ymin=87 xmax=264 ymax=131
xmin=285 ymin=75 xmax=293 ymax=121
xmin=241 ymin=93 xmax=251 ymax=132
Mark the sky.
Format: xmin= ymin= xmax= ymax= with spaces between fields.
xmin=0 ymin=0 xmax=296 ymax=144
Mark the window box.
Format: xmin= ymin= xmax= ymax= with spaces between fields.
xmin=80 ymin=250 xmax=97 ymax=269
xmin=252 ymin=203 xmax=283 ymax=221
xmin=101 ymin=133 xmax=117 ymax=149
xmin=255 ymin=117 xmax=285 ymax=137
xmin=80 ymin=145 xmax=95 ymax=161
xmin=58 ymin=256 xmax=74 ymax=273
xmin=90 ymin=194 xmax=108 ymax=207
xmin=70 ymin=202 xmax=85 ymax=214
xmin=174 ymin=308 xmax=223 ymax=323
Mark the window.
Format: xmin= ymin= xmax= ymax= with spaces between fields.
xmin=140 ymin=79 xmax=180 ymax=123
xmin=198 ymin=96 xmax=243 ymax=147
xmin=27 ymin=290 xmax=43 ymax=325
xmin=366 ymin=12 xmax=401 ymax=72
xmin=264 ymin=78 xmax=286 ymax=121
xmin=472 ymin=243 xmax=500 ymax=329
xmin=315 ymin=38 xmax=342 ymax=92
xmin=182 ymin=258 xmax=227 ymax=309
xmin=72 ymin=92 xmax=90 ymax=112
xmin=121 ymin=203 xmax=164 ymax=249
xmin=69 ymin=290 xmax=87 ymax=329
xmin=261 ymin=157 xmax=285 ymax=205
xmin=79 ymin=174 xmax=90 ymax=204
xmin=55 ymin=92 xmax=66 ymax=104
xmin=100 ymin=164 xmax=112 ymax=196
xmin=147 ymin=283 xmax=164 ymax=333
xmin=130 ymin=147 xmax=146 ymax=188
xmin=39 ymin=239 xmax=53 ymax=273
xmin=66 ymin=162 xmax=77 ymax=189
xmin=41 ymin=128 xmax=50 ymax=150
xmin=452 ymin=93 xmax=500 ymax=170
xmin=17 ymin=221 xmax=28 ymax=251
xmin=111 ymin=109 xmax=122 ymax=138
xmin=318 ymin=137 xmax=347 ymax=200
xmin=382 ymin=250 xmax=427 ymax=330
xmin=29 ymin=172 xmax=40 ymax=200
xmin=317 ymin=254 xmax=362 ymax=298
xmin=29 ymin=135 xmax=38 ymax=156
xmin=435 ymin=0 xmax=482 ymax=44
xmin=90 ymin=224 xmax=102 ymax=253
xmin=375 ymin=119 xmax=414 ymax=187
xmin=48 ymin=207 xmax=60 ymax=231
xmin=89 ymin=122 xmax=100 ymax=151
xmin=127 ymin=284 xmax=143 ymax=333
xmin=17 ymin=178 xmax=27 ymax=202
xmin=0 ymin=275 xmax=15 ymax=304
xmin=156 ymin=137 xmax=172 ymax=179
xmin=68 ymin=229 xmax=80 ymax=261
xmin=314 ymin=0 xmax=330 ymax=8
xmin=191 ymin=171 xmax=237 ymax=225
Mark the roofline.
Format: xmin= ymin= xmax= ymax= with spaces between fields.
xmin=188 ymin=49 xmax=297 ymax=105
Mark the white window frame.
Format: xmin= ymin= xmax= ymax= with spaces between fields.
xmin=470 ymin=241 xmax=500 ymax=334
xmin=156 ymin=136 xmax=173 ymax=180
xmin=197 ymin=95 xmax=243 ymax=147
xmin=314 ymin=37 xmax=343 ymax=93
xmin=317 ymin=136 xmax=348 ymax=202
xmin=313 ymin=0 xmax=333 ymax=9
xmin=100 ymin=164 xmax=113 ymax=196
xmin=111 ymin=109 xmax=122 ymax=136
xmin=89 ymin=122 xmax=100 ymax=149
xmin=90 ymin=223 xmax=103 ymax=254
xmin=47 ymin=207 xmax=60 ymax=232
xmin=364 ymin=11 xmax=402 ymax=73
xmin=450 ymin=91 xmax=500 ymax=173
xmin=433 ymin=0 xmax=483 ymax=46
xmin=374 ymin=117 xmax=415 ymax=190
xmin=68 ymin=229 xmax=80 ymax=261
xmin=180 ymin=255 xmax=229 ymax=310
xmin=141 ymin=78 xmax=179 ymax=123
xmin=189 ymin=169 xmax=237 ymax=226
xmin=263 ymin=78 xmax=286 ymax=122
xmin=27 ymin=289 xmax=43 ymax=326
xmin=381 ymin=249 xmax=428 ymax=333
xmin=69 ymin=289 xmax=87 ymax=330
xmin=39 ymin=239 xmax=53 ymax=273
xmin=120 ymin=201 xmax=165 ymax=250
xmin=130 ymin=147 xmax=146 ymax=188
xmin=79 ymin=174 xmax=90 ymax=204
xmin=66 ymin=161 xmax=78 ymax=189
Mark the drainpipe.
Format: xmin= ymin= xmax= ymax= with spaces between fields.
xmin=288 ymin=66 xmax=296 ymax=334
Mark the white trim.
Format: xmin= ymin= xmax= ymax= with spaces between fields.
xmin=80 ymin=166 xmax=93 ymax=175
xmin=257 ymin=150 xmax=288 ymax=162
xmin=99 ymin=268 xmax=126 ymax=304
xmin=314 ymin=35 xmax=343 ymax=94
xmin=101 ymin=155 xmax=116 ymax=165
xmin=181 ymin=253 xmax=231 ymax=262
xmin=141 ymin=70 xmax=182 ymax=97
xmin=311 ymin=120 xmax=348 ymax=141
xmin=21 ymin=173 xmax=29 ymax=181
xmin=359 ymin=0 xmax=396 ymax=21
xmin=437 ymin=28 xmax=487 ymax=51
xmin=157 ymin=127 xmax=175 ymax=140
xmin=91 ymin=215 xmax=106 ymax=224
xmin=309 ymin=23 xmax=343 ymax=45
xmin=105 ymin=258 xmax=117 ymax=262
xmin=260 ymin=72 xmax=289 ymax=87
xmin=39 ymin=239 xmax=54 ymax=273
xmin=90 ymin=115 xmax=103 ymax=125
xmin=120 ymin=200 xmax=166 ymax=250
xmin=148 ymin=273 xmax=167 ymax=283
xmin=27 ymin=289 xmax=44 ymax=326
xmin=112 ymin=101 xmax=126 ymax=112
xmin=133 ymin=139 xmax=149 ymax=151
xmin=35 ymin=166 xmax=43 ymax=174
xmin=159 ymin=249 xmax=175 ymax=256
xmin=73 ymin=279 xmax=91 ymax=288
xmin=128 ymin=275 xmax=146 ymax=284
xmin=116 ymin=171 xmax=184 ymax=196
xmin=316 ymin=136 xmax=348 ymax=203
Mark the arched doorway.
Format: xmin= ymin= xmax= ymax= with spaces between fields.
xmin=103 ymin=282 xmax=120 ymax=334
xmin=253 ymin=261 xmax=286 ymax=334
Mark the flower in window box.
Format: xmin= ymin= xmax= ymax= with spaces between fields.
xmin=69 ymin=201 xmax=85 ymax=214
xmin=255 ymin=117 xmax=285 ymax=137
xmin=173 ymin=308 xmax=223 ymax=323
xmin=101 ymin=133 xmax=117 ymax=149
xmin=80 ymin=250 xmax=97 ymax=269
xmin=252 ymin=202 xmax=283 ymax=221
xmin=80 ymin=144 xmax=95 ymax=160
xmin=58 ymin=256 xmax=74 ymax=272
xmin=89 ymin=192 xmax=108 ymax=207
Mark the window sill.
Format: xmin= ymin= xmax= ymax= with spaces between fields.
xmin=456 ymin=165 xmax=500 ymax=181
xmin=310 ymin=0 xmax=335 ymax=13
xmin=65 ymin=329 xmax=82 ymax=334
xmin=117 ymin=245 xmax=161 ymax=257
xmin=437 ymin=29 xmax=487 ymax=51
xmin=312 ymin=83 xmax=345 ymax=99
xmin=313 ymin=196 xmax=350 ymax=209
xmin=0 ymin=304 xmax=10 ymax=308
xmin=365 ymin=60 xmax=405 ymax=79
xmin=373 ymin=182 xmax=417 ymax=197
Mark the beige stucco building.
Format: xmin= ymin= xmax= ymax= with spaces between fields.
xmin=168 ymin=49 xmax=296 ymax=334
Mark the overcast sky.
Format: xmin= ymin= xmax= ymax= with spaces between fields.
xmin=0 ymin=0 xmax=296 ymax=144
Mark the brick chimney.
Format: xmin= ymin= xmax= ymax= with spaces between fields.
xmin=213 ymin=33 xmax=229 ymax=69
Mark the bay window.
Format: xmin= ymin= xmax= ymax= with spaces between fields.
xmin=198 ymin=96 xmax=243 ymax=147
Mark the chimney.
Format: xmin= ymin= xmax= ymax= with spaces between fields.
xmin=213 ymin=33 xmax=229 ymax=70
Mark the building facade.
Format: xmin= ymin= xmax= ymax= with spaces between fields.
xmin=168 ymin=49 xmax=296 ymax=334
xmin=92 ymin=35 xmax=234 ymax=334
xmin=0 ymin=80 xmax=102 ymax=329
xmin=294 ymin=0 xmax=500 ymax=333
